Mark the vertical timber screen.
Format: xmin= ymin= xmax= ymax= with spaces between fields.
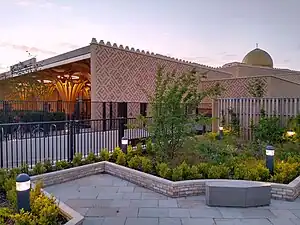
xmin=212 ymin=98 xmax=300 ymax=140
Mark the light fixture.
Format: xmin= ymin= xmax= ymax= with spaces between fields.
xmin=71 ymin=75 xmax=79 ymax=79
xmin=219 ymin=126 xmax=223 ymax=131
xmin=287 ymin=131 xmax=296 ymax=137
xmin=16 ymin=173 xmax=31 ymax=212
xmin=265 ymin=145 xmax=275 ymax=175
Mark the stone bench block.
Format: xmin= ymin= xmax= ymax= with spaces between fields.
xmin=206 ymin=180 xmax=271 ymax=208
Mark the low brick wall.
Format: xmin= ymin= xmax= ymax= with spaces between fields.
xmin=105 ymin=162 xmax=300 ymax=201
xmin=104 ymin=162 xmax=174 ymax=196
xmin=31 ymin=162 xmax=105 ymax=187
xmin=31 ymin=161 xmax=300 ymax=202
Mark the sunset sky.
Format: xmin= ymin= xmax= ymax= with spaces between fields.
xmin=0 ymin=0 xmax=299 ymax=72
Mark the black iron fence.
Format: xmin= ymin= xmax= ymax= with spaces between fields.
xmin=0 ymin=117 xmax=151 ymax=169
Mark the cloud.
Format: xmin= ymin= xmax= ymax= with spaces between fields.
xmin=14 ymin=0 xmax=71 ymax=10
xmin=57 ymin=43 xmax=81 ymax=50
xmin=0 ymin=42 xmax=57 ymax=55
xmin=283 ymin=59 xmax=291 ymax=63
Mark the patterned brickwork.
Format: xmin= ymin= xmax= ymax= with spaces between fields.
xmin=93 ymin=45 xmax=194 ymax=103
xmin=90 ymin=41 xmax=234 ymax=119
xmin=201 ymin=76 xmax=268 ymax=103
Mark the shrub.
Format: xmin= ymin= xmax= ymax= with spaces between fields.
xmin=33 ymin=162 xmax=46 ymax=175
xmin=146 ymin=139 xmax=154 ymax=156
xmin=43 ymin=159 xmax=53 ymax=173
xmin=99 ymin=149 xmax=110 ymax=161
xmin=271 ymin=161 xmax=300 ymax=184
xmin=178 ymin=161 xmax=190 ymax=180
xmin=141 ymin=157 xmax=153 ymax=173
xmin=72 ymin=153 xmax=83 ymax=167
xmin=55 ymin=161 xmax=70 ymax=170
xmin=116 ymin=152 xmax=126 ymax=166
xmin=207 ymin=165 xmax=230 ymax=179
xmin=86 ymin=152 xmax=97 ymax=164
xmin=127 ymin=155 xmax=141 ymax=170
xmin=10 ymin=181 xmax=60 ymax=225
xmin=197 ymin=163 xmax=210 ymax=178
xmin=256 ymin=163 xmax=270 ymax=181
xmin=253 ymin=115 xmax=284 ymax=144
xmin=156 ymin=162 xmax=172 ymax=179
xmin=20 ymin=163 xmax=29 ymax=174
xmin=172 ymin=166 xmax=183 ymax=181
xmin=136 ymin=143 xmax=143 ymax=155
xmin=195 ymin=139 xmax=236 ymax=164
xmin=187 ymin=165 xmax=202 ymax=180
xmin=126 ymin=145 xmax=136 ymax=161
xmin=110 ymin=147 xmax=122 ymax=162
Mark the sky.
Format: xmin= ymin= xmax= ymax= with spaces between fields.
xmin=0 ymin=0 xmax=300 ymax=72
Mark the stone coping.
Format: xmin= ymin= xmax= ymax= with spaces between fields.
xmin=31 ymin=161 xmax=300 ymax=205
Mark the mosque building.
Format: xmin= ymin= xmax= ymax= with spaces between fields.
xmin=0 ymin=38 xmax=299 ymax=119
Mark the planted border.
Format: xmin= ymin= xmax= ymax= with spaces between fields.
xmin=32 ymin=161 xmax=300 ymax=202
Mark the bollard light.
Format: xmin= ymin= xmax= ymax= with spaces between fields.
xmin=16 ymin=173 xmax=31 ymax=212
xmin=287 ymin=131 xmax=296 ymax=137
xmin=121 ymin=137 xmax=129 ymax=154
xmin=265 ymin=145 xmax=275 ymax=175
xmin=218 ymin=126 xmax=224 ymax=140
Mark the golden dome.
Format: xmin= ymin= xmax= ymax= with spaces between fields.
xmin=242 ymin=48 xmax=273 ymax=68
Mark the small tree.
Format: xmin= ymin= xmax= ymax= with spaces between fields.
xmin=145 ymin=67 xmax=223 ymax=160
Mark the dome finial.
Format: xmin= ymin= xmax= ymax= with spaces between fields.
xmin=256 ymin=43 xmax=259 ymax=48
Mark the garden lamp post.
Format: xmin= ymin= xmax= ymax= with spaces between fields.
xmin=16 ymin=173 xmax=31 ymax=212
xmin=265 ymin=145 xmax=275 ymax=175
xmin=121 ymin=137 xmax=129 ymax=154
xmin=219 ymin=126 xmax=224 ymax=140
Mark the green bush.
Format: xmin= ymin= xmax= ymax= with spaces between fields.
xmin=187 ymin=165 xmax=202 ymax=180
xmin=55 ymin=160 xmax=70 ymax=170
xmin=72 ymin=153 xmax=83 ymax=167
xmin=136 ymin=143 xmax=143 ymax=156
xmin=178 ymin=161 xmax=190 ymax=180
xmin=43 ymin=159 xmax=53 ymax=173
xmin=86 ymin=152 xmax=97 ymax=164
xmin=172 ymin=166 xmax=183 ymax=181
xmin=207 ymin=165 xmax=230 ymax=179
xmin=99 ymin=149 xmax=110 ymax=161
xmin=127 ymin=155 xmax=142 ymax=170
xmin=126 ymin=145 xmax=136 ymax=162
xmin=156 ymin=162 xmax=172 ymax=179
xmin=110 ymin=147 xmax=122 ymax=162
xmin=197 ymin=163 xmax=210 ymax=179
xmin=141 ymin=157 xmax=153 ymax=173
xmin=0 ymin=110 xmax=66 ymax=124
xmin=271 ymin=161 xmax=300 ymax=184
xmin=146 ymin=139 xmax=154 ymax=156
xmin=9 ymin=181 xmax=61 ymax=225
xmin=33 ymin=162 xmax=46 ymax=175
xmin=253 ymin=115 xmax=285 ymax=144
xmin=116 ymin=152 xmax=126 ymax=166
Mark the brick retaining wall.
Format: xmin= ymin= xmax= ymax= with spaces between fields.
xmin=31 ymin=162 xmax=105 ymax=186
xmin=32 ymin=161 xmax=300 ymax=202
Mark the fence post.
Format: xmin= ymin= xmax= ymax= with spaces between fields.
xmin=68 ymin=119 xmax=75 ymax=162
xmin=118 ymin=117 xmax=125 ymax=148
xmin=211 ymin=99 xmax=218 ymax=132
xmin=0 ymin=127 xmax=3 ymax=168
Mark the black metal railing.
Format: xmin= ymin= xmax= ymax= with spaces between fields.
xmin=0 ymin=117 xmax=151 ymax=169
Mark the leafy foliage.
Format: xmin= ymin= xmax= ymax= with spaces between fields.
xmin=252 ymin=114 xmax=285 ymax=144
xmin=145 ymin=67 xmax=223 ymax=160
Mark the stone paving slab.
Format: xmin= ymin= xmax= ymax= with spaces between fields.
xmin=44 ymin=174 xmax=300 ymax=225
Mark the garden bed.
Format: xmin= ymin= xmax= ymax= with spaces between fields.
xmin=0 ymin=169 xmax=83 ymax=225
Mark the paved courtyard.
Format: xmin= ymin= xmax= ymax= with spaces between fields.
xmin=45 ymin=174 xmax=300 ymax=225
